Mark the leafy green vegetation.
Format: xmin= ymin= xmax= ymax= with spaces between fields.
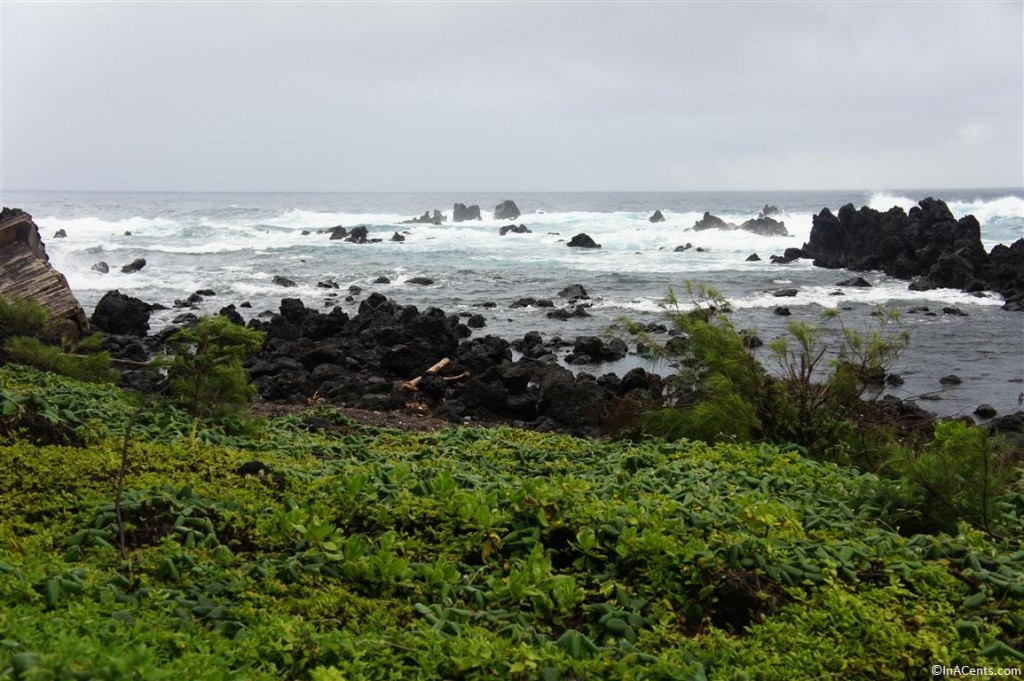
xmin=0 ymin=365 xmax=1021 ymax=679
xmin=0 ymin=296 xmax=117 ymax=384
xmin=165 ymin=316 xmax=265 ymax=420
xmin=622 ymin=283 xmax=911 ymax=463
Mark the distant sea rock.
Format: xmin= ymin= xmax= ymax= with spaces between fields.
xmin=453 ymin=203 xmax=482 ymax=222
xmin=121 ymin=258 xmax=147 ymax=274
xmin=402 ymin=210 xmax=446 ymax=225
xmin=649 ymin=210 xmax=666 ymax=223
xmin=494 ymin=200 xmax=521 ymax=221
xmin=499 ymin=224 xmax=531 ymax=236
xmin=738 ymin=216 xmax=789 ymax=236
xmin=567 ymin=233 xmax=601 ymax=249
xmin=691 ymin=211 xmax=788 ymax=236
xmin=692 ymin=212 xmax=734 ymax=231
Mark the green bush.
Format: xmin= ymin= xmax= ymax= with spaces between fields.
xmin=889 ymin=420 xmax=1024 ymax=535
xmin=0 ymin=296 xmax=49 ymax=340
xmin=166 ymin=316 xmax=265 ymax=419
xmin=623 ymin=283 xmax=911 ymax=463
xmin=3 ymin=335 xmax=118 ymax=384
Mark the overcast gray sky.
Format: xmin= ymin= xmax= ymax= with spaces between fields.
xmin=1 ymin=1 xmax=1021 ymax=192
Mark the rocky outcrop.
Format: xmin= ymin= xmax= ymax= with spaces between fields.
xmin=0 ymin=208 xmax=89 ymax=338
xmin=738 ymin=216 xmax=788 ymax=236
xmin=121 ymin=258 xmax=147 ymax=273
xmin=90 ymin=290 xmax=152 ymax=337
xmin=692 ymin=212 xmax=733 ymax=231
xmin=493 ymin=200 xmax=521 ymax=221
xmin=691 ymin=211 xmax=788 ymax=236
xmin=402 ymin=210 xmax=445 ymax=225
xmin=567 ymin=233 xmax=601 ymax=249
xmin=499 ymin=224 xmax=531 ymax=236
xmin=802 ymin=197 xmax=1024 ymax=309
xmin=453 ymin=203 xmax=482 ymax=222
xmin=649 ymin=210 xmax=665 ymax=223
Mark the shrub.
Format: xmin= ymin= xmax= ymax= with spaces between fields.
xmin=166 ymin=316 xmax=265 ymax=419
xmin=889 ymin=420 xmax=1023 ymax=535
xmin=1 ymin=297 xmax=117 ymax=383
xmin=3 ymin=335 xmax=118 ymax=384
xmin=0 ymin=296 xmax=49 ymax=340
xmin=623 ymin=283 xmax=910 ymax=462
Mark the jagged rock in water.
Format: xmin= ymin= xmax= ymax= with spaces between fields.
xmin=493 ymin=200 xmax=521 ymax=221
xmin=121 ymin=258 xmax=147 ymax=274
xmin=567 ymin=233 xmax=601 ymax=249
xmin=649 ymin=210 xmax=665 ymax=223
xmin=453 ymin=203 xmax=482 ymax=222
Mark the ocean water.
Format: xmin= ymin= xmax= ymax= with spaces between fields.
xmin=3 ymin=188 xmax=1023 ymax=419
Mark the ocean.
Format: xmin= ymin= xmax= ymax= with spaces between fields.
xmin=3 ymin=188 xmax=1023 ymax=420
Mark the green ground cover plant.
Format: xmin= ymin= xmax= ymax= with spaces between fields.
xmin=0 ymin=365 xmax=1021 ymax=679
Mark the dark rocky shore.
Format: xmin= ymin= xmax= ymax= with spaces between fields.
xmin=800 ymin=197 xmax=1024 ymax=311
xmin=3 ymin=198 xmax=1022 ymax=436
xmin=95 ymin=289 xmax=660 ymax=436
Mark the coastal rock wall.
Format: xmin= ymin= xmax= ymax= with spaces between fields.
xmin=803 ymin=198 xmax=1024 ymax=310
xmin=0 ymin=208 xmax=89 ymax=336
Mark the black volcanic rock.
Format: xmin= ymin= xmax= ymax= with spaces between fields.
xmin=836 ymin=276 xmax=872 ymax=287
xmin=567 ymin=233 xmax=601 ymax=249
xmin=328 ymin=226 xmax=347 ymax=240
xmin=649 ymin=210 xmax=666 ymax=223
xmin=499 ymin=224 xmax=531 ymax=236
xmin=346 ymin=226 xmax=370 ymax=243
xmin=453 ymin=203 xmax=482 ymax=222
xmin=739 ymin=216 xmax=789 ymax=236
xmin=692 ymin=212 xmax=735 ymax=231
xmin=91 ymin=290 xmax=152 ymax=336
xmin=402 ymin=210 xmax=445 ymax=225
xmin=121 ymin=258 xmax=147 ymax=274
xmin=557 ymin=284 xmax=588 ymax=301
xmin=803 ymin=197 xmax=1022 ymax=307
xmin=745 ymin=253 xmax=761 ymax=262
xmin=493 ymin=200 xmax=521 ymax=221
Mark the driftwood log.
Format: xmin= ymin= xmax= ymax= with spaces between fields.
xmin=401 ymin=357 xmax=469 ymax=391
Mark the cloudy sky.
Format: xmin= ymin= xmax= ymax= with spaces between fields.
xmin=1 ymin=1 xmax=1021 ymax=192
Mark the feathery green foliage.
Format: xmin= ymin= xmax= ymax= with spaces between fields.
xmin=166 ymin=316 xmax=265 ymax=419
xmin=624 ymin=283 xmax=911 ymax=462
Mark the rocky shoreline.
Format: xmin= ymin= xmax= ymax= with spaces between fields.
xmin=98 ymin=288 xmax=661 ymax=437
xmin=3 ymin=197 xmax=1022 ymax=436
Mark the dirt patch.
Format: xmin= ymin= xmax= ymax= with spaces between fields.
xmin=251 ymin=400 xmax=459 ymax=433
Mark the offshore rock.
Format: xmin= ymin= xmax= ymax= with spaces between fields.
xmin=692 ymin=212 xmax=734 ymax=231
xmin=402 ymin=210 xmax=445 ymax=225
xmin=738 ymin=216 xmax=789 ymax=236
xmin=493 ymin=200 xmax=521 ymax=221
xmin=453 ymin=203 xmax=482 ymax=222
xmin=803 ymin=197 xmax=1023 ymax=307
xmin=121 ymin=258 xmax=147 ymax=274
xmin=499 ymin=224 xmax=531 ymax=236
xmin=649 ymin=210 xmax=666 ymax=223
xmin=567 ymin=233 xmax=601 ymax=249
xmin=0 ymin=208 xmax=89 ymax=338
